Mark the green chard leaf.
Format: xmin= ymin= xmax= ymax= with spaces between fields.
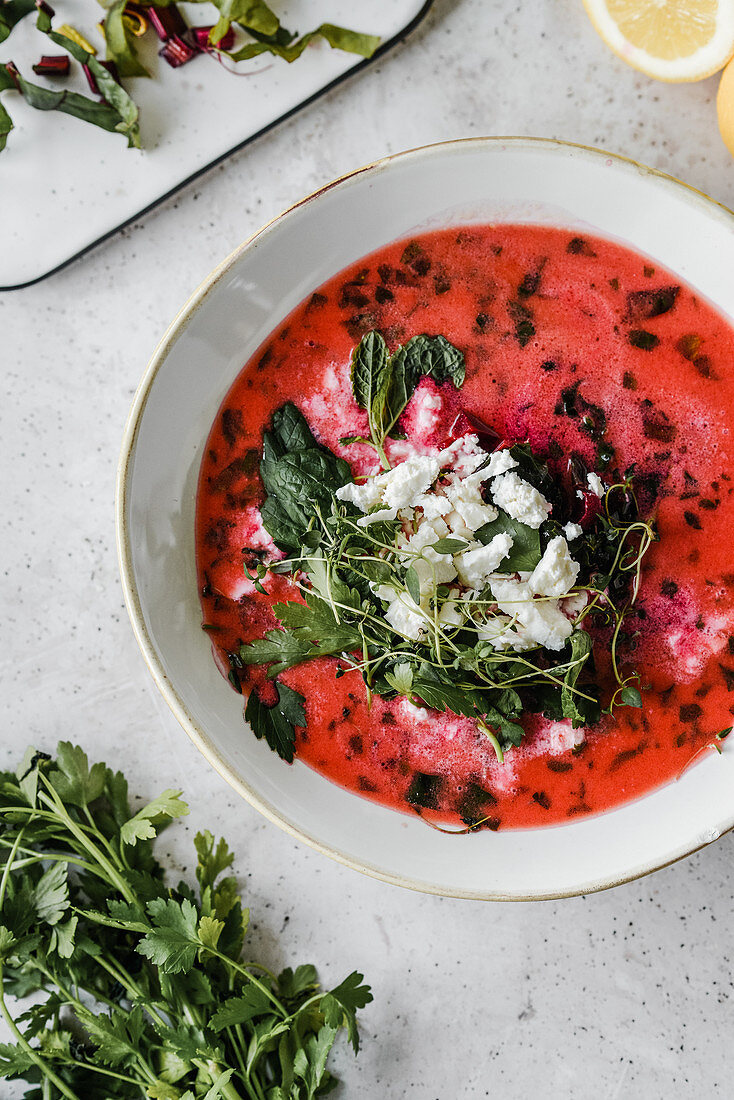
xmin=245 ymin=681 xmax=306 ymax=762
xmin=0 ymin=0 xmax=34 ymax=43
xmin=102 ymin=0 xmax=150 ymax=77
xmin=35 ymin=8 xmax=141 ymax=147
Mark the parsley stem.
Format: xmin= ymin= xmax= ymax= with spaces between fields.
xmin=206 ymin=947 xmax=289 ymax=1018
xmin=37 ymin=779 xmax=137 ymax=906
xmin=0 ymin=828 xmax=83 ymax=1100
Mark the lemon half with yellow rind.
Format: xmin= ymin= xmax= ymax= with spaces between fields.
xmin=717 ymin=57 xmax=734 ymax=153
xmin=582 ymin=0 xmax=734 ymax=82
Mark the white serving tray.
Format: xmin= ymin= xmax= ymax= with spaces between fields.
xmin=0 ymin=0 xmax=431 ymax=288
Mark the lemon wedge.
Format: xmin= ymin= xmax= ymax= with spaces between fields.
xmin=582 ymin=0 xmax=734 ymax=82
xmin=718 ymin=56 xmax=734 ymax=153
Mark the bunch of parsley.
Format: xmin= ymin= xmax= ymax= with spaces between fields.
xmin=0 ymin=742 xmax=371 ymax=1099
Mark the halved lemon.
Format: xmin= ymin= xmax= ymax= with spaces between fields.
xmin=582 ymin=0 xmax=734 ymax=82
xmin=718 ymin=56 xmax=734 ymax=153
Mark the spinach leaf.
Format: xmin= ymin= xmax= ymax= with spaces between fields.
xmin=244 ymin=681 xmax=305 ymax=762
xmin=259 ymin=404 xmax=351 ymax=551
xmin=269 ymin=401 xmax=320 ymax=455
xmin=474 ymin=514 xmax=542 ymax=571
xmin=397 ymin=333 xmax=466 ymax=388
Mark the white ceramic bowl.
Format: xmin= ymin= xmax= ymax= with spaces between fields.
xmin=117 ymin=137 xmax=734 ymax=900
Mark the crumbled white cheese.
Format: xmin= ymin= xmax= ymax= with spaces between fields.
xmin=454 ymin=534 xmax=514 ymax=588
xmin=483 ymin=449 xmax=518 ymax=479
xmin=438 ymin=600 xmax=466 ymax=628
xmin=356 ymin=506 xmax=398 ymax=527
xmin=587 ymin=472 xmax=605 ymax=498
xmin=374 ymin=585 xmax=427 ymax=640
xmin=490 ymin=471 xmax=552 ymax=529
xmin=444 ymin=477 xmax=498 ymax=530
xmin=476 ymin=616 xmax=535 ymax=652
xmin=382 ymin=454 xmax=441 ymax=510
xmin=400 ymin=520 xmax=457 ymax=588
xmin=335 ymin=477 xmax=385 ymax=512
xmin=563 ymin=521 xmax=583 ymax=540
xmin=489 ymin=576 xmax=573 ymax=650
xmin=528 ymin=536 xmax=580 ymax=598
xmin=412 ymin=388 xmax=443 ymax=434
xmin=444 ymin=509 xmax=475 ymax=540
xmin=562 ymin=590 xmax=588 ymax=619
xmin=414 ymin=492 xmax=453 ymax=520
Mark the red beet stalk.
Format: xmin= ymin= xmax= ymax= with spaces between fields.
xmin=148 ymin=3 xmax=187 ymax=41
xmin=32 ymin=54 xmax=70 ymax=76
xmin=448 ymin=410 xmax=502 ymax=451
xmin=189 ymin=24 xmax=234 ymax=50
xmin=82 ymin=59 xmax=120 ymax=96
xmin=159 ymin=34 xmax=197 ymax=67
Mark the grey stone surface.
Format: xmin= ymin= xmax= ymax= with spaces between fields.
xmin=3 ymin=1 xmax=734 ymax=1095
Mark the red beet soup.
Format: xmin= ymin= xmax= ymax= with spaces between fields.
xmin=196 ymin=225 xmax=734 ymax=830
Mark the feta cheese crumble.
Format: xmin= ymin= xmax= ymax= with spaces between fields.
xmin=528 ymin=536 xmax=580 ymax=598
xmin=587 ymin=472 xmax=605 ymax=498
xmin=490 ymin=471 xmax=552 ymax=529
xmin=334 ymin=428 xmax=594 ymax=654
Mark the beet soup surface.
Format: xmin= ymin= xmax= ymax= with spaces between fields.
xmin=195 ymin=224 xmax=734 ymax=831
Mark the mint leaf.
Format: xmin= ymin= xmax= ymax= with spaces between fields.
xmin=350 ymin=331 xmax=391 ymax=439
xmin=395 ymin=333 xmax=466 ymax=389
xmin=245 ymin=682 xmax=305 ymax=762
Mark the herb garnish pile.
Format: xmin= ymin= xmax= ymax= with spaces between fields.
xmin=234 ymin=330 xmax=656 ymax=766
xmin=0 ymin=742 xmax=372 ymax=1098
xmin=0 ymin=0 xmax=379 ymax=152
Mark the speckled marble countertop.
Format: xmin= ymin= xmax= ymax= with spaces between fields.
xmin=3 ymin=1 xmax=734 ymax=1096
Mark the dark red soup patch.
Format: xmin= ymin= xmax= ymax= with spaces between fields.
xmin=196 ymin=225 xmax=734 ymax=830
